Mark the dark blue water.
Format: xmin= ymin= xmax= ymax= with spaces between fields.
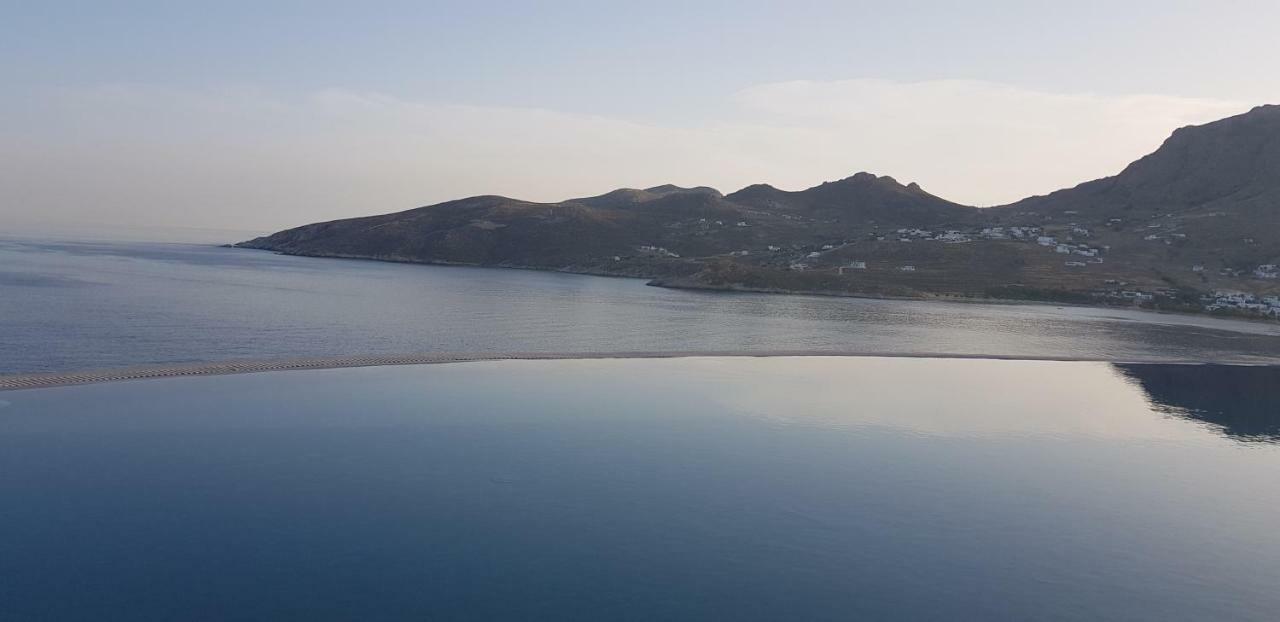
xmin=2 ymin=357 xmax=1278 ymax=621
xmin=5 ymin=235 xmax=1280 ymax=375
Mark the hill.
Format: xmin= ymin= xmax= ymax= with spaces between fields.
xmin=238 ymin=174 xmax=968 ymax=279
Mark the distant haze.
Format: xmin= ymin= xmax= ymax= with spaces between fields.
xmin=3 ymin=2 xmax=1277 ymax=233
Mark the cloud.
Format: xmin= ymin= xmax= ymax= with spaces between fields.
xmin=731 ymin=79 xmax=1246 ymax=204
xmin=0 ymin=80 xmax=1251 ymax=232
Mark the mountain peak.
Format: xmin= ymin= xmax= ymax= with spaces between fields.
xmin=726 ymin=183 xmax=783 ymax=198
xmin=643 ymin=184 xmax=723 ymax=197
xmin=824 ymin=172 xmax=926 ymax=191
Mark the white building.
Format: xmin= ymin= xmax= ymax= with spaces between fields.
xmin=935 ymin=231 xmax=971 ymax=243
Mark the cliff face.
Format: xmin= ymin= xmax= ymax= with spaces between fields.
xmin=241 ymin=106 xmax=1280 ymax=310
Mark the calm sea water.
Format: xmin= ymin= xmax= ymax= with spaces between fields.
xmin=3 ymin=235 xmax=1280 ymax=374
xmin=2 ymin=357 xmax=1278 ymax=621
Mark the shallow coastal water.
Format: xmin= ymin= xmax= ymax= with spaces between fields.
xmin=1 ymin=357 xmax=1278 ymax=621
xmin=4 ymin=235 xmax=1280 ymax=375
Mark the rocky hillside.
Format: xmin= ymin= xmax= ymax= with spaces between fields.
xmin=239 ymin=105 xmax=1280 ymax=316
xmin=238 ymin=174 xmax=970 ymax=277
xmin=1004 ymin=104 xmax=1280 ymax=217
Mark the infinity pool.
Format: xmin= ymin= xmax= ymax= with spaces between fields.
xmin=2 ymin=357 xmax=1277 ymax=621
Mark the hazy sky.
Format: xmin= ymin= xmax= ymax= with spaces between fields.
xmin=3 ymin=1 xmax=1278 ymax=234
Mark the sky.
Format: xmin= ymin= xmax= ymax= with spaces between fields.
xmin=3 ymin=0 xmax=1279 ymax=235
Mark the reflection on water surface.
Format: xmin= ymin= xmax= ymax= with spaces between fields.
xmin=2 ymin=357 xmax=1278 ymax=621
xmin=1116 ymin=363 xmax=1280 ymax=442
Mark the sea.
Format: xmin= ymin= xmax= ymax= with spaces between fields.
xmin=4 ymin=233 xmax=1280 ymax=375
xmin=4 ymin=231 xmax=1280 ymax=621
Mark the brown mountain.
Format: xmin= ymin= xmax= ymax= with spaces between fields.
xmin=238 ymin=105 xmax=1280 ymax=314
xmin=1002 ymin=104 xmax=1280 ymax=217
xmin=236 ymin=173 xmax=966 ymax=276
xmin=985 ymin=104 xmax=1280 ymax=279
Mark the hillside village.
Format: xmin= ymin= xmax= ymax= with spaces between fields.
xmin=626 ymin=203 xmax=1280 ymax=318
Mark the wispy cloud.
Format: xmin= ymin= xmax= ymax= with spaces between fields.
xmin=1 ymin=80 xmax=1251 ymax=231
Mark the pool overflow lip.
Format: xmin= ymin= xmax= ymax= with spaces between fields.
xmin=2 ymin=351 xmax=1275 ymax=392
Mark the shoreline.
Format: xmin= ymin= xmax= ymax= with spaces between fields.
xmin=231 ymin=246 xmax=1279 ymax=327
xmin=4 ymin=351 xmax=1277 ymax=393
xmin=646 ymin=280 xmax=1280 ymax=327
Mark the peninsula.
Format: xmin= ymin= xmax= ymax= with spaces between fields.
xmin=239 ymin=105 xmax=1280 ymax=317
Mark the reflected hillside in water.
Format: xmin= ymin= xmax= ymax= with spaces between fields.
xmin=1114 ymin=364 xmax=1280 ymax=443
